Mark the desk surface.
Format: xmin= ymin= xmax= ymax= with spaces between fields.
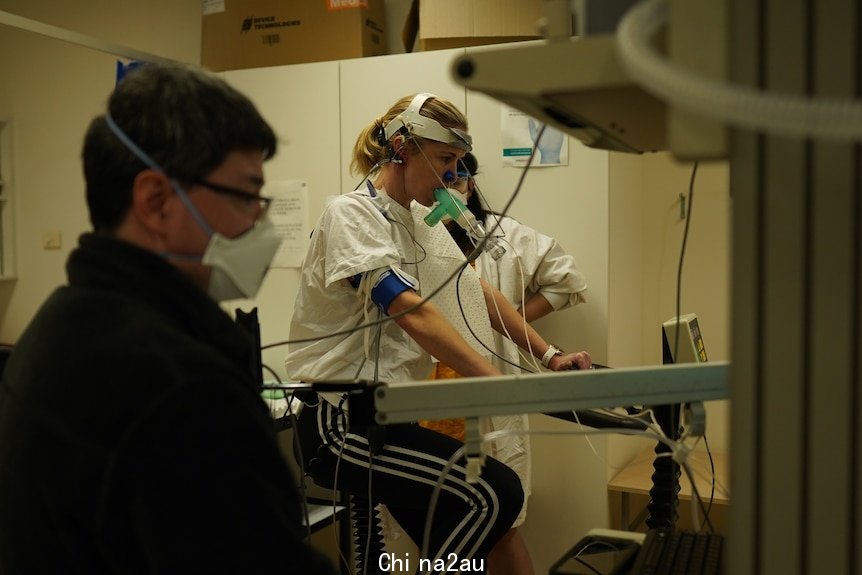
xmin=607 ymin=447 xmax=730 ymax=504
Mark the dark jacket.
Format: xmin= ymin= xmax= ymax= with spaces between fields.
xmin=0 ymin=233 xmax=335 ymax=574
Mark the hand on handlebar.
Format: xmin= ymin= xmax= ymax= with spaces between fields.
xmin=548 ymin=350 xmax=592 ymax=371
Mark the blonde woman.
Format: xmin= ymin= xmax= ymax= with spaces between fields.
xmin=287 ymin=94 xmax=590 ymax=571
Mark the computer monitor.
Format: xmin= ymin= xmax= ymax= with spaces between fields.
xmin=662 ymin=314 xmax=708 ymax=365
xmin=649 ymin=313 xmax=709 ymax=530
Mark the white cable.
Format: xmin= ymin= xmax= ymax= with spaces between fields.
xmin=420 ymin=446 xmax=466 ymax=573
xmin=263 ymin=121 xmax=534 ymax=353
xmin=419 ymin=425 xmax=672 ymax=574
xmin=653 ymin=450 xmax=704 ymax=530
xmin=571 ymin=410 xmax=603 ymax=463
xmin=332 ymin=438 xmax=354 ymax=575
xmin=481 ymin=238 xmax=543 ymax=373
xmin=594 ymin=406 xmax=668 ymax=446
xmin=684 ymin=460 xmax=701 ymax=529
xmin=482 ymin=426 xmax=675 ymax=450
xmin=617 ymin=0 xmax=862 ymax=140
xmin=679 ymin=455 xmax=731 ymax=501
xmin=416 ymin=143 xmax=541 ymax=374
xmin=363 ymin=457 xmax=373 ymax=575
xmin=359 ymin=275 xmax=374 ymax=362
xmin=495 ymin=235 xmax=543 ymax=372
xmin=587 ymin=407 xmax=670 ymax=474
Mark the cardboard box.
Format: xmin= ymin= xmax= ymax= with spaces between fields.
xmin=416 ymin=0 xmax=545 ymax=51
xmin=202 ymin=0 xmax=387 ymax=71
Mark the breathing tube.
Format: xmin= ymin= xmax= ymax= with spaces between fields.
xmin=617 ymin=0 xmax=862 ymax=141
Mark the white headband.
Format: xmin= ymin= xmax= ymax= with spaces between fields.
xmin=383 ymin=93 xmax=472 ymax=151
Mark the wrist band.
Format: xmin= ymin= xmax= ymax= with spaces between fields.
xmin=541 ymin=344 xmax=563 ymax=368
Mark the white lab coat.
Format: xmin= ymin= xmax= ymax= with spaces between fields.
xmin=285 ymin=188 xmax=492 ymax=401
xmin=477 ymin=213 xmax=588 ymax=526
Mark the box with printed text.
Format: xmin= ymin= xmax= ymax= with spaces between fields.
xmin=201 ymin=0 xmax=387 ymax=71
xmin=416 ymin=0 xmax=546 ymax=51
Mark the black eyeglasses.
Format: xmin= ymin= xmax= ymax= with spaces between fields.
xmin=194 ymin=179 xmax=273 ymax=216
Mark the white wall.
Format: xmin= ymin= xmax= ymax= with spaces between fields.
xmin=606 ymin=151 xmax=731 ymax=478
xmin=218 ymin=61 xmax=342 ymax=381
xmin=638 ymin=154 xmax=731 ymax=453
xmin=605 ymin=151 xmax=657 ymax=485
xmin=0 ymin=0 xmax=201 ymax=62
xmin=0 ymin=0 xmax=201 ymax=343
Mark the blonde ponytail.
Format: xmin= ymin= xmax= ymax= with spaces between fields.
xmin=350 ymin=94 xmax=467 ymax=177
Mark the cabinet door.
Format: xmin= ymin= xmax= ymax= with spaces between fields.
xmin=223 ymin=62 xmax=341 ymax=225
xmin=222 ymin=62 xmax=341 ymax=378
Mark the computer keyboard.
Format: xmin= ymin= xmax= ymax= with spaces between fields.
xmin=628 ymin=529 xmax=723 ymax=575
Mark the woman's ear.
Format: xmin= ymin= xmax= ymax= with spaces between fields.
xmin=392 ymin=137 xmax=408 ymax=166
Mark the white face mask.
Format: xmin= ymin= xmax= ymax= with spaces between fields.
xmin=447 ymin=187 xmax=470 ymax=205
xmin=439 ymin=187 xmax=470 ymax=223
xmin=202 ymin=216 xmax=281 ymax=301
xmin=104 ymin=112 xmax=281 ymax=302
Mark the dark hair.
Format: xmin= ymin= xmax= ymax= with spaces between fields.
xmin=449 ymin=153 xmax=491 ymax=255
xmin=82 ymin=62 xmax=277 ymax=232
xmin=458 ymin=152 xmax=478 ymax=177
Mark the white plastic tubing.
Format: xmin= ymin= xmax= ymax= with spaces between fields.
xmin=616 ymin=0 xmax=862 ymax=141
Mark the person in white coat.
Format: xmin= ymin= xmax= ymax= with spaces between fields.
xmin=286 ymin=94 xmax=591 ymax=574
xmin=436 ymin=151 xmax=588 ymax=574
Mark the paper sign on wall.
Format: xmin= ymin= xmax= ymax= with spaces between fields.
xmin=501 ymin=105 xmax=569 ymax=167
xmin=266 ymin=180 xmax=309 ymax=269
xmin=202 ymin=0 xmax=225 ymax=15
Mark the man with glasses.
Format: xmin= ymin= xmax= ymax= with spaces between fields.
xmin=0 ymin=62 xmax=336 ymax=574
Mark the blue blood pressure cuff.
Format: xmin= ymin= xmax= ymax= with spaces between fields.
xmin=349 ymin=266 xmax=417 ymax=314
